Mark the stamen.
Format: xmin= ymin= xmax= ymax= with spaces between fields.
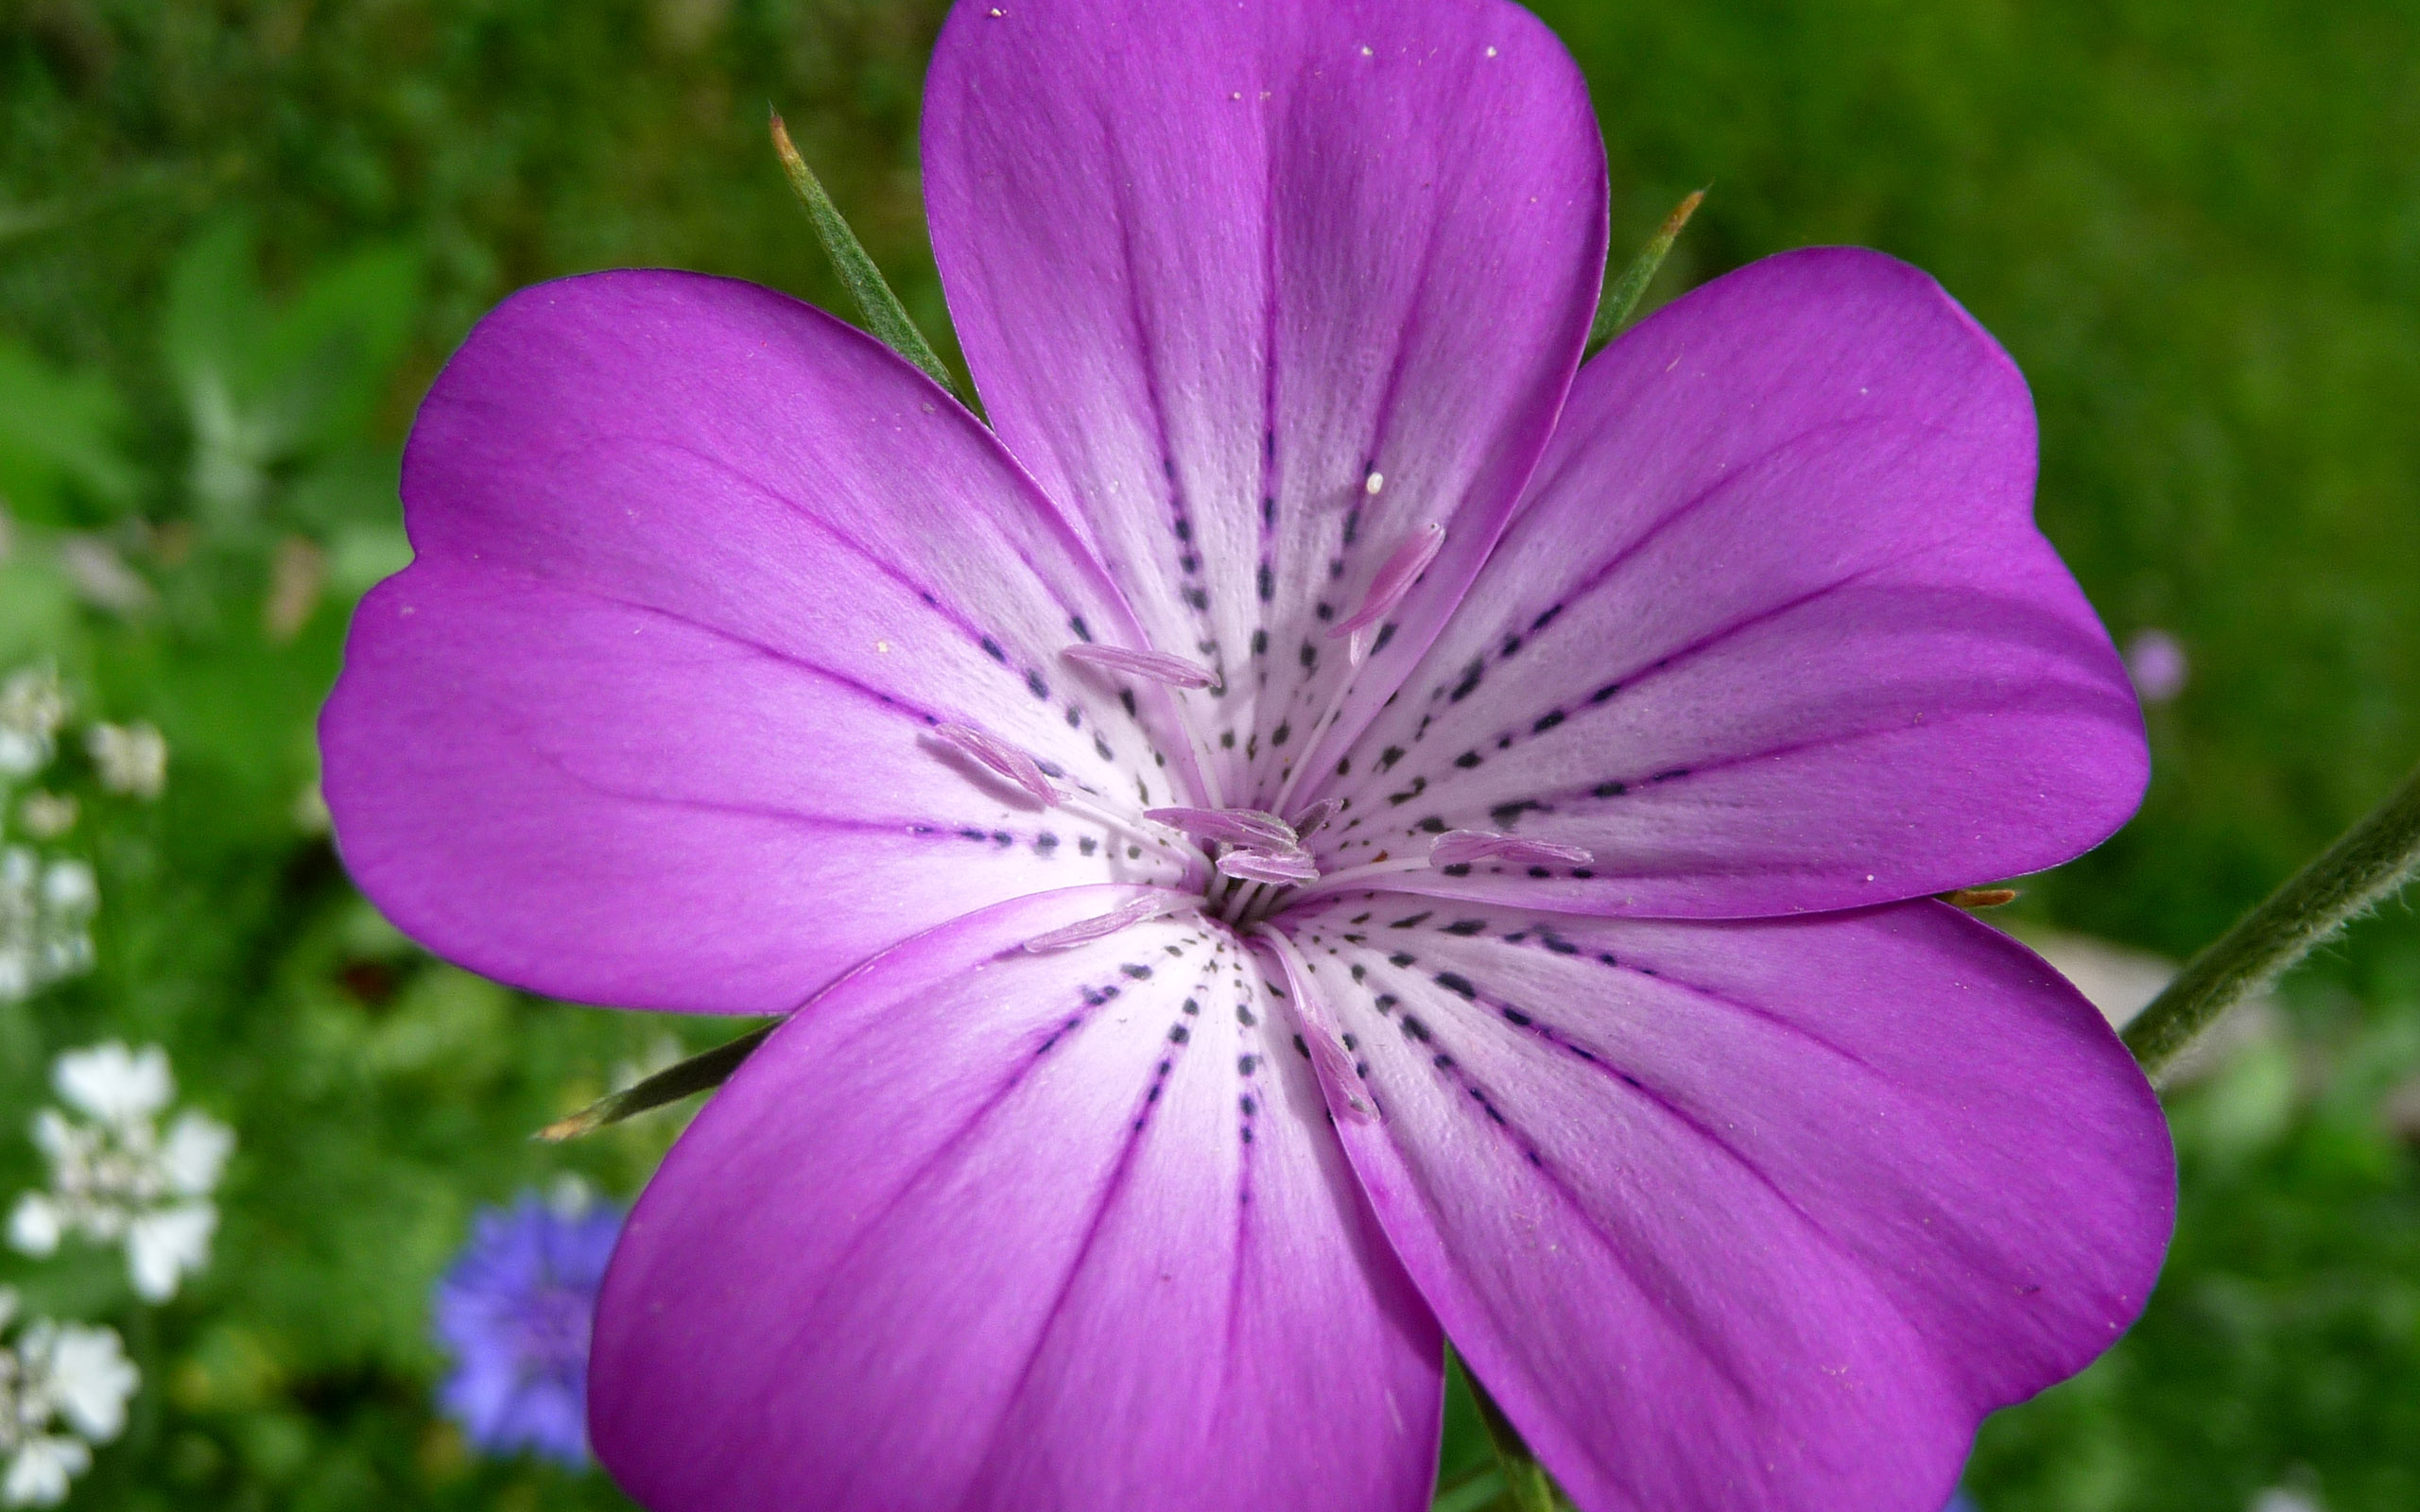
xmin=1427 ymin=830 xmax=1596 ymax=869
xmin=1330 ymin=523 xmax=1444 ymax=641
xmin=1217 ymin=847 xmax=1320 ymax=885
xmin=1144 ymin=806 xmax=1296 ymax=849
xmin=1063 ymin=644 xmax=1219 ymax=690
xmin=1022 ymin=897 xmax=1176 ymax=953
xmin=929 ymin=723 xmax=1055 ymax=806
xmin=1288 ymin=798 xmax=1341 ymax=836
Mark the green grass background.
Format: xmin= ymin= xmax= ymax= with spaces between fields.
xmin=2 ymin=0 xmax=2416 ymax=1507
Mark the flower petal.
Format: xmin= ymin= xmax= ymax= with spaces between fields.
xmin=591 ymin=885 xmax=1442 ymax=1512
xmin=923 ymin=0 xmax=1607 ymax=809
xmin=1314 ymin=249 xmax=2147 ymax=915
xmin=322 ymin=271 xmax=1209 ymax=1015
xmin=1277 ymin=892 xmax=2172 ymax=1512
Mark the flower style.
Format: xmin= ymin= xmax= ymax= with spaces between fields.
xmin=9 ymin=1043 xmax=234 ymax=1302
xmin=320 ymin=1 xmax=2173 ymax=1507
xmin=431 ymin=1190 xmax=623 ymax=1468
xmin=0 ymin=1288 xmax=137 ymax=1509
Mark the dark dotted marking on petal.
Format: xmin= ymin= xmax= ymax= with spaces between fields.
xmin=1400 ymin=1015 xmax=1431 ymax=1042
xmin=1127 ymin=845 xmax=1143 ymax=860
xmin=1531 ymin=605 xmax=1564 ymax=633
xmin=957 ymin=827 xmax=987 ymax=842
xmin=1454 ymin=750 xmax=1483 ymax=769
xmin=1416 ymin=816 xmax=1447 ymax=833
xmin=1371 ymin=622 xmax=1398 ymax=655
xmin=1589 ymin=681 xmax=1620 ymax=704
xmin=1443 ymin=919 xmax=1486 ymax=936
xmin=1025 ymin=670 xmax=1049 ymax=699
xmin=1571 ymin=868 xmax=1595 ymax=879
xmin=1183 ymin=997 xmax=1200 ymax=1014
xmin=1292 ymin=1034 xmax=1312 ymax=1059
xmin=1591 ymin=781 xmax=1629 ymax=799
xmin=1349 ymin=912 xmax=1373 ymax=925
xmin=1335 ymin=757 xmax=1352 ymax=777
xmin=1271 ymin=723 xmax=1291 ymax=747
xmin=1387 ymin=776 xmax=1427 ymax=806
xmin=1185 ymin=586 xmax=1210 ymax=610
xmin=1174 ymin=518 xmax=1192 ymax=543
xmin=1651 ymin=766 xmax=1691 ymax=783
xmin=1374 ymin=993 xmax=1398 ymax=1014
xmin=1501 ymin=1005 xmax=1531 ymax=1026
xmin=1237 ymin=1004 xmax=1258 ymax=1026
xmin=1341 ymin=933 xmax=1366 ymax=944
xmin=1448 ymin=662 xmax=1483 ymax=702
xmin=1168 ymin=1023 xmax=1190 ymax=1043
xmin=1219 ymin=730 xmax=1236 ymax=748
xmin=1299 ymin=641 xmax=1319 ymax=670
xmin=1434 ymin=971 xmax=1477 ymax=1000
xmin=1348 ymin=964 xmax=1368 ymax=983
xmin=1122 ymin=963 xmax=1153 ymax=980
xmin=1079 ymin=837 xmax=1099 ymax=856
xmin=1252 ymin=629 xmax=1269 ymax=656
xmin=1180 ymin=554 xmax=1199 ymax=573
xmin=1501 ymin=635 xmax=1523 ymax=658
xmin=1094 ymin=736 xmax=1115 ymax=761
xmin=1237 ymin=1055 xmax=1258 ymax=1075
xmin=1489 ymin=799 xmax=1548 ymax=827
xmin=1063 ymin=706 xmax=1082 ymax=728
xmin=992 ymin=831 xmax=1015 ymax=847
xmin=1262 ymin=496 xmax=1276 ymax=527
xmin=1033 ymin=1012 xmax=1084 ymax=1057
xmin=1389 ymin=911 xmax=1431 ymax=930
xmin=1379 ymin=746 xmax=1407 ymax=771
xmin=1340 ymin=1032 xmax=1358 ymax=1051
xmin=1257 ymin=563 xmax=1275 ymax=601
xmin=1532 ymin=711 xmax=1564 ymax=733
xmin=1597 ymin=952 xmax=1619 ymax=967
xmin=1433 ymin=1053 xmax=1456 ymax=1070
xmin=980 ymin=636 xmax=1008 ymax=663
xmin=1342 ymin=506 xmax=1361 ymax=546
xmin=1441 ymin=863 xmax=1472 ymax=877
xmin=1388 ymin=952 xmax=1415 ymax=968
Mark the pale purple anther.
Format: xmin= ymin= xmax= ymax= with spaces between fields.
xmin=1329 ymin=523 xmax=1446 ymax=641
xmin=1216 ymin=847 xmax=1320 ymax=885
xmin=1288 ymin=798 xmax=1341 ymax=837
xmin=928 ymin=722 xmax=1056 ymax=807
xmin=1020 ymin=896 xmax=1175 ymax=953
xmin=1145 ymin=806 xmax=1297 ymax=849
xmin=1063 ymin=643 xmax=1220 ymax=690
xmin=1428 ymin=829 xmax=1596 ymax=870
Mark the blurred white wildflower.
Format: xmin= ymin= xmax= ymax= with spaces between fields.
xmin=82 ymin=724 xmax=165 ymax=802
xmin=9 ymin=1043 xmax=234 ymax=1302
xmin=10 ymin=796 xmax=73 ymax=843
xmin=0 ymin=1288 xmax=136 ymax=1508
xmin=0 ymin=671 xmax=68 ymax=782
xmin=0 ymin=851 xmax=95 ymax=1004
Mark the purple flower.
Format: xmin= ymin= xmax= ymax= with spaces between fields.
xmin=2124 ymin=627 xmax=2189 ymax=704
xmin=322 ymin=1 xmax=2174 ymax=1508
xmin=431 ymin=1193 xmax=622 ymax=1469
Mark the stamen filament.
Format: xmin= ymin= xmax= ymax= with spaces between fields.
xmin=1250 ymin=925 xmax=1377 ymax=1123
xmin=1145 ymin=806 xmax=1297 ymax=849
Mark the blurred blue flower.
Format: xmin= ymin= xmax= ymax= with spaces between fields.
xmin=432 ymin=1188 xmax=623 ymax=1468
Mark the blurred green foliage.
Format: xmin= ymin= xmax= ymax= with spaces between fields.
xmin=1 ymin=0 xmax=2416 ymax=1508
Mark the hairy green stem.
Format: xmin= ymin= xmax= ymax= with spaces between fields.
xmin=538 ymin=1023 xmax=777 ymax=1141
xmin=769 ymin=110 xmax=963 ymax=400
xmin=2126 ymin=755 xmax=2420 ymax=1075
xmin=1587 ymin=188 xmax=1706 ymax=350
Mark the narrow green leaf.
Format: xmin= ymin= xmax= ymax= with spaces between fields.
xmin=537 ymin=1022 xmax=777 ymax=1142
xmin=1454 ymin=1349 xmax=1568 ymax=1512
xmin=769 ymin=111 xmax=961 ymax=398
xmin=2126 ymin=753 xmax=2420 ymax=1076
xmin=1588 ymin=188 xmax=1707 ymax=351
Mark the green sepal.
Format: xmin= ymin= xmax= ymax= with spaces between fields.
xmin=537 ymin=1022 xmax=777 ymax=1142
xmin=1587 ymin=188 xmax=1706 ymax=352
xmin=769 ymin=111 xmax=964 ymax=401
